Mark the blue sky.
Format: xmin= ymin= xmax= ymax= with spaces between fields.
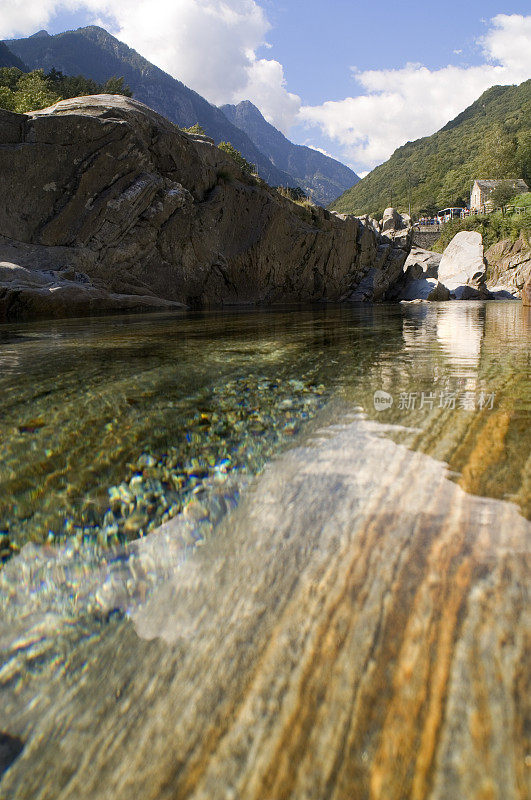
xmin=2 ymin=1 xmax=530 ymax=174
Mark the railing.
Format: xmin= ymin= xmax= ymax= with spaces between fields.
xmin=414 ymin=206 xmax=530 ymax=228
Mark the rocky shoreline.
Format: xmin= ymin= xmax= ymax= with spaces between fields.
xmin=0 ymin=95 xmax=408 ymax=321
xmin=0 ymin=94 xmax=529 ymax=322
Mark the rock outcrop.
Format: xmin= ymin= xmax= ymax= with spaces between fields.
xmin=379 ymin=207 xmax=412 ymax=251
xmin=522 ymin=277 xmax=531 ymax=306
xmin=0 ymin=96 xmax=407 ymax=321
xmin=485 ymin=236 xmax=531 ymax=296
xmin=388 ymin=246 xmax=447 ymax=301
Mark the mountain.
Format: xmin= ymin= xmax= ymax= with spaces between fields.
xmin=3 ymin=26 xmax=295 ymax=188
xmin=221 ymin=100 xmax=359 ymax=206
xmin=0 ymin=41 xmax=27 ymax=69
xmin=331 ymin=80 xmax=531 ymax=218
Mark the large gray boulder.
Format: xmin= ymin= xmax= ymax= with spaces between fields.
xmin=0 ymin=95 xmax=407 ymax=320
xmin=388 ymin=246 xmax=447 ymax=301
xmin=438 ymin=231 xmax=487 ymax=291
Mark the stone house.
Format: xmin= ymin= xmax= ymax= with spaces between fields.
xmin=470 ymin=178 xmax=528 ymax=211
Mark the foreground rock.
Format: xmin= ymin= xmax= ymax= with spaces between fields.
xmin=0 ymin=413 xmax=528 ymax=799
xmin=522 ymin=277 xmax=531 ymax=306
xmin=0 ymin=96 xmax=406 ymax=320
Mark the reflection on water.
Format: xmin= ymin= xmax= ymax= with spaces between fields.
xmin=0 ymin=302 xmax=529 ymax=562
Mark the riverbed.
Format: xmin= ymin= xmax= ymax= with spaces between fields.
xmin=0 ymin=301 xmax=529 ymax=799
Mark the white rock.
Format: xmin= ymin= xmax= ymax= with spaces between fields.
xmin=438 ymin=231 xmax=486 ymax=291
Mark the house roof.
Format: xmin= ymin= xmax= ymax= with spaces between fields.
xmin=473 ymin=178 xmax=528 ymax=190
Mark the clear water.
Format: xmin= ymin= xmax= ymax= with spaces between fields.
xmin=1 ymin=302 xmax=529 ymax=564
xmin=0 ymin=302 xmax=529 ymax=796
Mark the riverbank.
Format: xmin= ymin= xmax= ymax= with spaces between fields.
xmin=0 ymin=95 xmax=408 ymax=322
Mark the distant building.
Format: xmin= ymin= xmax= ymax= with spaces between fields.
xmin=470 ymin=178 xmax=528 ymax=211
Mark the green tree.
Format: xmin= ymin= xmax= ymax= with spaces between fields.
xmin=183 ymin=123 xmax=206 ymax=135
xmin=0 ymin=67 xmax=133 ymax=113
xmin=0 ymin=85 xmax=16 ymax=111
xmin=102 ymin=76 xmax=133 ymax=96
xmin=515 ymin=130 xmax=531 ymax=184
xmin=490 ymin=181 xmax=520 ymax=215
xmin=218 ymin=141 xmax=254 ymax=175
xmin=0 ymin=67 xmax=23 ymax=91
xmin=476 ymin=123 xmax=518 ymax=179
xmin=12 ymin=71 xmax=60 ymax=113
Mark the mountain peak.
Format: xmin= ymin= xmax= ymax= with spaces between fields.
xmin=30 ymin=30 xmax=50 ymax=38
xmin=221 ymin=100 xmax=359 ymax=205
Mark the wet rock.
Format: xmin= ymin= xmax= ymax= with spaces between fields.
xmin=0 ymin=417 xmax=527 ymax=800
xmin=522 ymin=277 xmax=531 ymax=306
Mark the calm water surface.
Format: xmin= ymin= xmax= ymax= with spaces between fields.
xmin=1 ymin=302 xmax=529 ymax=561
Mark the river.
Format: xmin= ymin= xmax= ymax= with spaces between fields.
xmin=0 ymin=301 xmax=529 ymax=799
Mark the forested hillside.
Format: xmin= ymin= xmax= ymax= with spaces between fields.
xmin=331 ymin=80 xmax=531 ymax=218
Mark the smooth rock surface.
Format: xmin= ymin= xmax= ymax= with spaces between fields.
xmin=0 ymin=96 xmax=407 ymax=320
xmin=0 ymin=261 xmax=184 ymax=319
xmin=438 ymin=231 xmax=486 ymax=291
xmin=0 ymin=412 xmax=528 ymax=800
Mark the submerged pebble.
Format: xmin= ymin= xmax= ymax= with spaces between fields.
xmin=2 ymin=372 xmax=329 ymax=559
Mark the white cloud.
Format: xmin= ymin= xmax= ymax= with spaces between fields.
xmin=305 ymin=143 xmax=335 ymax=158
xmin=0 ymin=0 xmax=301 ymax=133
xmin=235 ymin=55 xmax=300 ymax=130
xmin=298 ymin=14 xmax=531 ymax=172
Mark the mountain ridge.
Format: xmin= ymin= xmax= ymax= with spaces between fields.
xmin=331 ymin=80 xmax=531 ymax=218
xmin=0 ymin=41 xmax=27 ymax=70
xmin=221 ymin=100 xmax=359 ymax=206
xmin=4 ymin=26 xmax=358 ymax=202
xmin=3 ymin=26 xmax=296 ymax=189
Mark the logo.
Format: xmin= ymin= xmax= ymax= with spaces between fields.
xmin=373 ymin=390 xmax=393 ymax=411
